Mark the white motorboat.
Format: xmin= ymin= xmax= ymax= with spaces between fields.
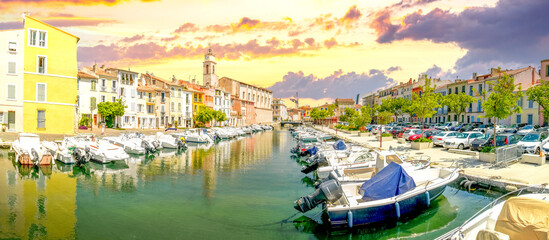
xmin=70 ymin=135 xmax=128 ymax=163
xmin=105 ymin=135 xmax=147 ymax=155
xmin=155 ymin=132 xmax=184 ymax=149
xmin=295 ymin=164 xmax=460 ymax=229
xmin=183 ymin=129 xmax=213 ymax=143
xmin=438 ymin=190 xmax=549 ymax=240
xmin=11 ymin=133 xmax=52 ymax=165
xmin=42 ymin=139 xmax=77 ymax=164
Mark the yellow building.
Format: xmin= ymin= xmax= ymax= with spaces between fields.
xmin=22 ymin=15 xmax=79 ymax=134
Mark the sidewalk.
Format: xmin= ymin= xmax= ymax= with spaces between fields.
xmin=314 ymin=125 xmax=549 ymax=189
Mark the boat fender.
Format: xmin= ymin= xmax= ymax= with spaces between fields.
xmin=425 ymin=191 xmax=430 ymax=207
xmin=395 ymin=202 xmax=401 ymax=219
xmin=347 ymin=210 xmax=353 ymax=228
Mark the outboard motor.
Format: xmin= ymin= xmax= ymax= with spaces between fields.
xmin=294 ymin=179 xmax=343 ymax=213
xmin=141 ymin=141 xmax=154 ymax=154
xmin=30 ymin=148 xmax=40 ymax=163
xmin=152 ymin=141 xmax=161 ymax=151
xmin=314 ymin=170 xmax=340 ymax=188
xmin=177 ymin=139 xmax=187 ymax=149
xmin=72 ymin=147 xmax=90 ymax=165
xmin=301 ymin=153 xmax=328 ymax=174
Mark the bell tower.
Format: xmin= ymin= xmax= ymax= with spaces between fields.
xmin=203 ymin=46 xmax=218 ymax=87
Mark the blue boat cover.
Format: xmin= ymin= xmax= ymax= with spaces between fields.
xmin=359 ymin=162 xmax=416 ymax=201
xmin=308 ymin=146 xmax=319 ymax=155
xmin=333 ymin=140 xmax=347 ymax=150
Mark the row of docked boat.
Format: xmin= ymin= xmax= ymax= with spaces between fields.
xmin=290 ymin=126 xmax=336 ymax=142
xmin=290 ymin=128 xmax=549 ymax=239
xmin=10 ymin=125 xmax=273 ymax=166
xmin=290 ymin=127 xmax=460 ymax=229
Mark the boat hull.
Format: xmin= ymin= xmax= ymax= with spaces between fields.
xmin=327 ymin=184 xmax=447 ymax=228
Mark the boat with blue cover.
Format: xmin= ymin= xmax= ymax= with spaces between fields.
xmin=294 ymin=162 xmax=459 ymax=228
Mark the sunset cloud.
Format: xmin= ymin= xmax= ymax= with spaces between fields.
xmin=269 ymin=69 xmax=396 ymax=99
xmin=173 ymin=23 xmax=199 ymax=34
xmin=339 ymin=5 xmax=362 ymax=27
xmin=0 ymin=0 xmax=159 ymax=9
xmin=0 ymin=15 xmax=117 ymax=30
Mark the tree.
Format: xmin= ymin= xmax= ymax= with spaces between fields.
xmin=441 ymin=92 xmax=477 ymax=123
xmin=526 ymin=80 xmax=549 ymax=126
xmin=481 ymin=71 xmax=522 ymax=147
xmin=213 ymin=110 xmax=227 ymax=124
xmin=351 ymin=106 xmax=373 ymax=131
xmin=339 ymin=108 xmax=358 ymax=122
xmin=194 ymin=106 xmax=214 ymax=127
xmin=380 ymin=97 xmax=411 ymax=123
xmin=408 ymin=76 xmax=441 ymax=129
xmin=97 ymin=98 xmax=126 ymax=128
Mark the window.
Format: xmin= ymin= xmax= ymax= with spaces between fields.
xmin=29 ymin=29 xmax=37 ymax=46
xmin=90 ymin=97 xmax=96 ymax=108
xmin=478 ymin=101 xmax=482 ymax=112
xmin=112 ymin=80 xmax=116 ymax=89
xmin=7 ymin=84 xmax=16 ymax=100
xmin=462 ymin=86 xmax=465 ymax=93
xmin=178 ymin=103 xmax=182 ymax=112
xmin=516 ymin=114 xmax=521 ymax=124
xmin=171 ymin=102 xmax=174 ymax=112
xmin=479 ymin=84 xmax=483 ymax=93
xmin=8 ymin=42 xmax=16 ymax=52
xmin=7 ymin=62 xmax=16 ymax=75
xmin=112 ymin=96 xmax=116 ymax=102
xmin=469 ymin=86 xmax=473 ymax=96
xmin=37 ymin=56 xmax=46 ymax=74
xmin=36 ymin=83 xmax=46 ymax=102
xmin=528 ymin=114 xmax=533 ymax=125
xmin=29 ymin=29 xmax=47 ymax=47
xmin=517 ymin=97 xmax=523 ymax=107
xmin=90 ymin=80 xmax=96 ymax=90
xmin=529 ymin=100 xmax=534 ymax=108
xmin=37 ymin=110 xmax=45 ymax=128
xmin=101 ymin=95 xmax=106 ymax=102
xmin=178 ymin=88 xmax=181 ymax=97
xmin=455 ymin=87 xmax=458 ymax=94
xmin=448 ymin=88 xmax=452 ymax=94
xmin=546 ymin=65 xmax=549 ymax=77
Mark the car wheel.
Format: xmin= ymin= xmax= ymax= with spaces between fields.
xmin=458 ymin=144 xmax=464 ymax=150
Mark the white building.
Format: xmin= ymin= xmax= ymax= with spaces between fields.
xmin=272 ymin=98 xmax=287 ymax=122
xmin=0 ymin=29 xmax=24 ymax=132
xmin=77 ymin=71 xmax=100 ymax=127
xmin=107 ymin=68 xmax=139 ymax=129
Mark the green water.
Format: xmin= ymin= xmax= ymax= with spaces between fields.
xmin=0 ymin=130 xmax=502 ymax=240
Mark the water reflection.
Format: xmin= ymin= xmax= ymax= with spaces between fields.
xmin=0 ymin=131 xmax=274 ymax=239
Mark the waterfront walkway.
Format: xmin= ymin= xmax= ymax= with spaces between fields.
xmin=314 ymin=125 xmax=549 ymax=189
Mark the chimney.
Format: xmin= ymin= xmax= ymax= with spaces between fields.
xmin=473 ymin=72 xmax=477 ymax=79
xmin=172 ymin=75 xmax=177 ymax=83
xmin=490 ymin=68 xmax=499 ymax=75
xmin=100 ymin=65 xmax=105 ymax=69
xmin=532 ymin=67 xmax=535 ymax=85
xmin=93 ymin=64 xmax=97 ymax=71
xmin=409 ymin=78 xmax=412 ymax=84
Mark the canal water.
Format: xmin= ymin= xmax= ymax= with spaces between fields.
xmin=0 ymin=129 xmax=502 ymax=239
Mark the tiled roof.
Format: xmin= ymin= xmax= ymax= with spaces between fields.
xmin=335 ymin=98 xmax=355 ymax=103
xmin=78 ymin=72 xmax=97 ymax=79
xmin=85 ymin=66 xmax=117 ymax=78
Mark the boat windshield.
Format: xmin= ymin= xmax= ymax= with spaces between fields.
xmin=456 ymin=133 xmax=468 ymax=139
xmin=521 ymin=134 xmax=540 ymax=142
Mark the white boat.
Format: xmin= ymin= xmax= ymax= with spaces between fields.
xmin=155 ymin=132 xmax=184 ymax=149
xmin=106 ymin=136 xmax=147 ymax=155
xmin=183 ymin=129 xmax=213 ymax=143
xmin=42 ymin=139 xmax=77 ymax=164
xmin=438 ymin=190 xmax=549 ymax=240
xmin=70 ymin=135 xmax=129 ymax=163
xmin=11 ymin=133 xmax=52 ymax=165
xmin=295 ymin=164 xmax=460 ymax=229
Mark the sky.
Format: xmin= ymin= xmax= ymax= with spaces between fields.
xmin=1 ymin=0 xmax=548 ymax=107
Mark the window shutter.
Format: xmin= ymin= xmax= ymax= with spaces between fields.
xmin=8 ymin=62 xmax=16 ymax=74
xmin=37 ymin=84 xmax=46 ymax=101
xmin=7 ymin=85 xmax=16 ymax=100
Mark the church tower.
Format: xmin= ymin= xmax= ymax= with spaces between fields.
xmin=203 ymin=46 xmax=218 ymax=87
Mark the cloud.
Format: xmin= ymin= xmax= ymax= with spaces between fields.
xmin=420 ymin=65 xmax=442 ymax=77
xmin=173 ymin=23 xmax=199 ymax=33
xmin=162 ymin=35 xmax=180 ymax=42
xmin=371 ymin=0 xmax=549 ymax=78
xmin=339 ymin=5 xmax=362 ymax=27
xmin=203 ymin=17 xmax=292 ymax=34
xmin=268 ymin=69 xmax=397 ymax=99
xmin=77 ymin=37 xmax=344 ymax=66
xmin=0 ymin=16 xmax=116 ymax=30
xmin=120 ymin=34 xmax=145 ymax=43
xmin=323 ymin=37 xmax=337 ymax=48
xmin=386 ymin=66 xmax=402 ymax=73
xmin=0 ymin=0 xmax=159 ymax=9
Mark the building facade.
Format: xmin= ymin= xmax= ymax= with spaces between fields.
xmin=0 ymin=28 xmax=24 ymax=132
xmin=272 ymin=98 xmax=287 ymax=122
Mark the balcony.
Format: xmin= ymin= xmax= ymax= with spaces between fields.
xmin=161 ymin=99 xmax=166 ymax=104
xmin=112 ymin=87 xmax=117 ymax=93
xmin=147 ymin=98 xmax=155 ymax=103
xmin=101 ymin=86 xmax=107 ymax=92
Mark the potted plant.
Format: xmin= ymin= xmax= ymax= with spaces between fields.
xmin=479 ymin=146 xmax=497 ymax=163
xmin=411 ymin=137 xmax=433 ymax=150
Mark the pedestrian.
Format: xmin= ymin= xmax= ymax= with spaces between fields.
xmin=101 ymin=122 xmax=105 ymax=135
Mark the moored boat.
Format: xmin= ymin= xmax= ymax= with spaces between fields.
xmin=11 ymin=133 xmax=52 ymax=165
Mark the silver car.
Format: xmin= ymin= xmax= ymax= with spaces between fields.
xmin=432 ymin=131 xmax=458 ymax=146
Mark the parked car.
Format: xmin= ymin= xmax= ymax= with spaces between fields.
xmin=470 ymin=134 xmax=494 ymax=151
xmin=516 ymin=132 xmax=549 ymax=154
xmin=402 ymin=129 xmax=423 ymax=140
xmin=443 ymin=131 xmax=483 ymax=150
xmin=493 ymin=134 xmax=522 ymax=147
xmin=441 ymin=121 xmax=459 ymax=131
xmin=409 ymin=129 xmax=440 ymax=141
xmin=459 ymin=123 xmax=481 ymax=132
xmin=485 ymin=125 xmax=505 ymax=134
xmin=503 ymin=124 xmax=519 ymax=133
xmin=389 ymin=127 xmax=404 ymax=138
xmin=473 ymin=124 xmax=493 ymax=133
xmin=432 ymin=131 xmax=459 ymax=147
xmin=517 ymin=125 xmax=535 ymax=136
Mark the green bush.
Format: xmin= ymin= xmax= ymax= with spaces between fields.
xmin=79 ymin=117 xmax=90 ymax=127
xmin=413 ymin=137 xmax=432 ymax=143
xmin=381 ymin=133 xmax=392 ymax=137
xmin=481 ymin=146 xmax=495 ymax=153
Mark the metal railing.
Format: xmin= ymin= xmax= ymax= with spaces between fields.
xmin=494 ymin=144 xmax=523 ymax=167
